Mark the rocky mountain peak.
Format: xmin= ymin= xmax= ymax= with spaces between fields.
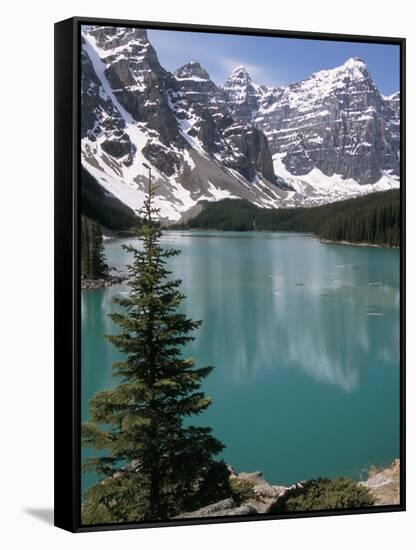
xmin=224 ymin=66 xmax=255 ymax=91
xmin=308 ymin=56 xmax=372 ymax=88
xmin=339 ymin=56 xmax=370 ymax=79
xmin=85 ymin=25 xmax=149 ymax=51
xmin=229 ymin=65 xmax=252 ymax=81
xmin=251 ymin=54 xmax=399 ymax=185
xmin=383 ymin=90 xmax=400 ymax=117
xmin=174 ymin=61 xmax=211 ymax=81
xmin=384 ymin=90 xmax=400 ymax=107
xmin=343 ymin=56 xmax=367 ymax=69
xmin=222 ymin=66 xmax=261 ymax=122
xmin=385 ymin=90 xmax=400 ymax=101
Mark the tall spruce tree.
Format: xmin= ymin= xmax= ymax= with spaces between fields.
xmin=90 ymin=222 xmax=108 ymax=279
xmin=81 ymin=216 xmax=91 ymax=277
xmin=82 ymin=182 xmax=228 ymax=524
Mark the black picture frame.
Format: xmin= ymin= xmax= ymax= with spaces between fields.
xmin=54 ymin=16 xmax=406 ymax=533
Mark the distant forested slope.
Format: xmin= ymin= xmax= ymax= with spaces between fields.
xmin=184 ymin=190 xmax=400 ymax=247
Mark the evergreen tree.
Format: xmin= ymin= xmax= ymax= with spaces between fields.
xmin=90 ymin=222 xmax=108 ymax=279
xmin=81 ymin=216 xmax=91 ymax=277
xmin=82 ymin=182 xmax=228 ymax=524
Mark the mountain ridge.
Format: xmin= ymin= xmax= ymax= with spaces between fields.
xmin=80 ymin=25 xmax=400 ymax=221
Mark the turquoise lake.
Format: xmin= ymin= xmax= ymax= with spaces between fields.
xmin=81 ymin=231 xmax=400 ymax=494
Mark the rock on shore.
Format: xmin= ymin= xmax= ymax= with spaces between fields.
xmin=360 ymin=459 xmax=400 ymax=505
xmin=81 ymin=268 xmax=129 ymax=291
xmin=175 ymin=498 xmax=258 ymax=519
xmin=176 ymin=460 xmax=401 ymax=519
xmin=175 ymin=469 xmax=287 ymax=519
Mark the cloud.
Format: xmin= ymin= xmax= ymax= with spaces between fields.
xmin=148 ymin=29 xmax=283 ymax=88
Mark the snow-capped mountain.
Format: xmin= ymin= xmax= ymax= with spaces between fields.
xmin=222 ymin=66 xmax=265 ymax=122
xmin=253 ymin=58 xmax=400 ymax=185
xmin=81 ymin=26 xmax=400 ymax=221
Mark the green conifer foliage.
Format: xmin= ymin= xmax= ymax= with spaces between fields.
xmin=270 ymin=477 xmax=375 ymax=512
xmin=82 ymin=182 xmax=227 ymax=524
xmin=89 ymin=222 xmax=108 ymax=279
xmin=80 ymin=216 xmax=91 ymax=277
xmin=186 ymin=190 xmax=400 ymax=247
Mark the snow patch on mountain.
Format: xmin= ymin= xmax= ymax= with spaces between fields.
xmin=203 ymin=181 xmax=238 ymax=201
xmin=273 ymin=153 xmax=399 ymax=205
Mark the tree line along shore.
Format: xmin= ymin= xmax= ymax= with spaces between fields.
xmin=81 ymin=189 xmax=400 ymax=291
xmin=172 ymin=189 xmax=400 ymax=248
xmin=81 ymin=159 xmax=400 ymax=250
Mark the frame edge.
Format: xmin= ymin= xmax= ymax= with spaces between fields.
xmin=54 ymin=16 xmax=80 ymax=533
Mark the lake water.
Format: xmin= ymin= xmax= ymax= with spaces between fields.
xmin=81 ymin=231 xmax=400 ymax=494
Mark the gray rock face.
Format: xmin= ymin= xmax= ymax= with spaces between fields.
xmin=84 ymin=26 xmax=184 ymax=177
xmin=222 ymin=66 xmax=263 ymax=122
xmin=80 ymin=38 xmax=134 ymax=164
xmin=222 ymin=123 xmax=276 ymax=183
xmin=251 ymin=58 xmax=400 ymax=184
xmin=170 ymin=61 xmax=278 ymax=184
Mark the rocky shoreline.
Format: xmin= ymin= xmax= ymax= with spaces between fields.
xmin=175 ymin=469 xmax=287 ymax=519
xmin=175 ymin=460 xmax=400 ymax=519
xmin=360 ymin=459 xmax=400 ymax=505
xmin=81 ymin=268 xmax=129 ymax=291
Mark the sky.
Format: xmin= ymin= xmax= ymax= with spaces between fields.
xmin=148 ymin=29 xmax=400 ymax=96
